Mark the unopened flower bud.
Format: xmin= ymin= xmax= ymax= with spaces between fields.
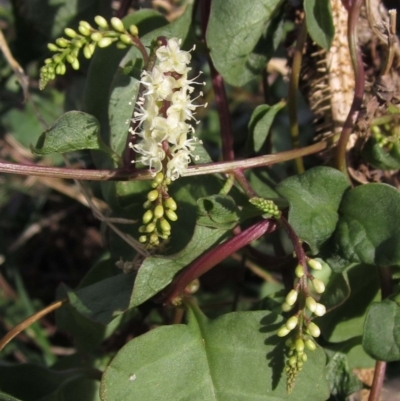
xmin=308 ymin=322 xmax=320 ymax=337
xmin=66 ymin=54 xmax=75 ymax=64
xmin=312 ymin=278 xmax=325 ymax=294
xmin=281 ymin=302 xmax=293 ymax=312
xmin=145 ymin=223 xmax=156 ymax=233
xmin=288 ymin=356 xmax=297 ymax=367
xmin=83 ymin=44 xmax=94 ymax=59
xmin=111 ymin=17 xmax=125 ymax=32
xmin=56 ymin=38 xmax=68 ymax=47
xmin=91 ymin=32 xmax=103 ymax=42
xmin=149 ymin=233 xmax=159 ymax=244
xmin=98 ymin=37 xmax=114 ymax=48
xmin=142 ymin=209 xmax=153 ymax=224
xmin=154 ymin=205 xmax=164 ymax=219
xmin=64 ymin=28 xmax=77 ymax=38
xmin=164 ymin=197 xmax=177 ymax=211
xmin=165 ymin=208 xmax=178 ymax=222
xmin=119 ymin=33 xmax=131 ymax=45
xmin=295 ymin=338 xmax=304 ymax=352
xmin=305 ymin=297 xmax=317 ymax=313
xmin=78 ymin=25 xmax=91 ymax=36
xmin=55 ymin=64 xmax=66 ymax=75
xmin=47 ymin=43 xmax=59 ymax=52
xmin=139 ymin=235 xmax=147 ymax=243
xmin=129 ymin=25 xmax=139 ymax=36
xmin=153 ymin=172 xmax=164 ymax=185
xmin=285 ymin=316 xmax=298 ymax=331
xmin=305 ymin=339 xmax=317 ymax=351
xmin=308 ymin=259 xmax=322 ymax=271
xmin=302 ymin=353 xmax=308 ymax=362
xmin=277 ymin=325 xmax=290 ymax=337
xmin=295 ymin=264 xmax=304 ymax=278
xmin=71 ymin=58 xmax=80 ymax=70
xmin=116 ymin=43 xmax=127 ymax=49
xmin=285 ymin=289 xmax=298 ymax=306
xmin=160 ymin=218 xmax=171 ymax=233
xmin=147 ymin=190 xmax=159 ymax=202
xmin=314 ymin=303 xmax=326 ymax=317
xmin=95 ymin=15 xmax=109 ymax=29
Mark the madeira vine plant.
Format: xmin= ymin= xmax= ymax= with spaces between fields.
xmin=0 ymin=1 xmax=400 ymax=401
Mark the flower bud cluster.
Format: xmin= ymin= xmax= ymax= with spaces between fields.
xmin=129 ymin=37 xmax=206 ymax=181
xmin=138 ymin=172 xmax=178 ymax=247
xmin=40 ymin=16 xmax=139 ymax=89
xmin=249 ymin=197 xmax=281 ymax=219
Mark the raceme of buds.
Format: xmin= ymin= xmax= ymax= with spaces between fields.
xmin=129 ymin=37 xmax=207 ymax=181
xmin=249 ymin=197 xmax=281 ymax=219
xmin=40 ymin=16 xmax=139 ymax=89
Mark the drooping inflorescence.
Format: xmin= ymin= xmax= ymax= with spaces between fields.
xmin=276 ymin=257 xmax=327 ymax=392
xmin=130 ymin=37 xmax=207 ymax=247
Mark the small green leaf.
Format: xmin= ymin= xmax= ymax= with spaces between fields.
xmin=361 ymin=136 xmax=400 ymax=170
xmin=197 ymin=195 xmax=240 ymax=229
xmin=247 ymin=101 xmax=285 ymax=153
xmin=327 ymin=183 xmax=400 ymax=267
xmin=363 ymin=298 xmax=400 ymax=361
xmin=31 ymin=111 xmax=117 ymax=159
xmin=304 ymin=0 xmax=335 ymax=50
xmin=206 ymin=0 xmax=283 ymax=86
xmin=101 ymin=308 xmax=329 ymax=401
xmin=276 ymin=166 xmax=350 ymax=254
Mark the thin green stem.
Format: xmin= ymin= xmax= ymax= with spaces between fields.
xmin=288 ymin=20 xmax=307 ymax=174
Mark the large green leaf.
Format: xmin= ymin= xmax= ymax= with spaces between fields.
xmin=304 ymin=0 xmax=334 ymax=50
xmin=206 ymin=0 xmax=283 ymax=86
xmin=101 ymin=307 xmax=329 ymax=401
xmin=130 ymin=225 xmax=227 ymax=307
xmin=31 ymin=111 xmax=116 ymax=160
xmin=363 ymin=298 xmax=400 ymax=361
xmin=276 ymin=167 xmax=350 ymax=254
xmin=327 ymin=183 xmax=400 ymax=267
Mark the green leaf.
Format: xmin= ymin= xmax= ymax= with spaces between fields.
xmin=247 ymin=101 xmax=286 ymax=153
xmin=206 ymin=0 xmax=283 ymax=86
xmin=31 ymin=111 xmax=116 ymax=159
xmin=363 ymin=298 xmax=400 ymax=361
xmin=361 ymin=136 xmax=400 ymax=170
xmin=196 ymin=195 xmax=240 ymax=229
xmin=130 ymin=225 xmax=227 ymax=307
xmin=327 ymin=183 xmax=400 ymax=267
xmin=317 ymin=264 xmax=380 ymax=342
xmin=304 ymin=0 xmax=335 ymax=50
xmin=0 ymin=391 xmax=23 ymax=401
xmin=276 ymin=166 xmax=350 ymax=254
xmin=101 ymin=307 xmax=329 ymax=401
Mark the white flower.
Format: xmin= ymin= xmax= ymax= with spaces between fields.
xmin=132 ymin=96 xmax=159 ymax=130
xmin=140 ymin=66 xmax=176 ymax=100
xmin=156 ymin=38 xmax=192 ymax=74
xmin=167 ymin=89 xmax=204 ymax=123
xmin=130 ymin=137 xmax=165 ymax=174
xmin=166 ymin=149 xmax=192 ymax=180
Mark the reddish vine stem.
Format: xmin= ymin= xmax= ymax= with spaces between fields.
xmin=280 ymin=216 xmax=306 ymax=268
xmin=164 ymin=218 xmax=278 ymax=304
xmin=336 ymin=0 xmax=365 ymax=178
xmin=368 ymin=265 xmax=393 ymax=401
xmin=200 ymin=0 xmax=235 ymax=162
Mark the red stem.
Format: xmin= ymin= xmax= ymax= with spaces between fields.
xmin=164 ymin=218 xmax=278 ymax=304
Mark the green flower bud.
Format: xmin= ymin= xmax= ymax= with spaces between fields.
xmin=119 ymin=33 xmax=131 ymax=45
xmin=285 ymin=338 xmax=293 ymax=347
xmin=111 ymin=17 xmax=125 ymax=32
xmin=308 ymin=259 xmax=322 ymax=271
xmin=73 ymin=38 xmax=84 ymax=48
xmin=160 ymin=218 xmax=171 ymax=233
xmin=312 ymin=278 xmax=325 ymax=294
xmin=305 ymin=339 xmax=317 ymax=351
xmin=164 ymin=197 xmax=177 ymax=211
xmin=71 ymin=58 xmax=80 ymax=70
xmin=294 ymin=264 xmax=304 ymax=278
xmin=78 ymin=25 xmax=91 ymax=36
xmin=281 ymin=302 xmax=293 ymax=312
xmin=285 ymin=289 xmax=298 ymax=306
xmin=116 ymin=42 xmax=128 ymax=49
xmin=302 ymin=353 xmax=308 ymax=362
xmin=66 ymin=54 xmax=75 ymax=64
xmin=139 ymin=235 xmax=147 ymax=243
xmin=83 ymin=44 xmax=94 ymax=59
xmin=154 ymin=205 xmax=164 ymax=219
xmin=285 ymin=316 xmax=298 ymax=331
xmin=147 ymin=189 xmax=159 ymax=202
xmin=153 ymin=172 xmax=164 ymax=185
xmin=44 ymin=58 xmax=53 ymax=64
xmin=98 ymin=37 xmax=114 ymax=48
xmin=129 ymin=25 xmax=139 ymax=36
xmin=145 ymin=222 xmax=155 ymax=233
xmin=53 ymin=55 xmax=63 ymax=64
xmin=305 ymin=297 xmax=317 ymax=313
xmin=47 ymin=43 xmax=59 ymax=52
xmin=165 ymin=208 xmax=178 ymax=222
xmin=56 ymin=38 xmax=68 ymax=47
xmin=55 ymin=64 xmax=66 ymax=75
xmin=297 ymin=361 xmax=303 ymax=369
xmin=308 ymin=322 xmax=320 ymax=337
xmin=295 ymin=338 xmax=304 ymax=352
xmin=138 ymin=225 xmax=146 ymax=233
xmin=277 ymin=325 xmax=290 ymax=337
xmin=142 ymin=209 xmax=153 ymax=224
xmin=149 ymin=233 xmax=159 ymax=244
xmin=90 ymin=32 xmax=103 ymax=42
xmin=288 ymin=356 xmax=297 ymax=367
xmin=94 ymin=15 xmax=109 ymax=29
xmin=64 ymin=28 xmax=77 ymax=38
xmin=314 ymin=303 xmax=326 ymax=317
